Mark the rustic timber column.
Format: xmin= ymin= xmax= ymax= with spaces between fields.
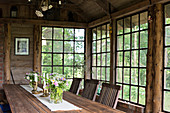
xmin=145 ymin=4 xmax=163 ymax=113
xmin=110 ymin=19 xmax=116 ymax=84
xmin=85 ymin=28 xmax=92 ymax=80
xmin=33 ymin=25 xmax=41 ymax=73
xmin=4 ymin=23 xmax=11 ymax=84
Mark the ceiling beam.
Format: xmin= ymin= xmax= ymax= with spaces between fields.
xmin=92 ymin=0 xmax=110 ymax=15
xmin=60 ymin=4 xmax=89 ymax=22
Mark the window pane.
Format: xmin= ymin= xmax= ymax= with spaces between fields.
xmin=97 ymin=67 xmax=101 ymax=80
xmin=165 ymin=47 xmax=170 ymax=68
xmin=92 ymin=41 xmax=96 ymax=53
xmin=107 ymin=53 xmax=110 ymax=66
xmin=92 ymin=28 xmax=97 ymax=40
xmin=53 ymin=54 xmax=62 ymax=65
xmin=140 ymin=30 xmax=148 ymax=48
xmin=54 ymin=28 xmax=63 ymax=40
xmin=132 ymin=32 xmax=139 ymax=49
xmin=107 ymin=24 xmax=110 ymax=37
xmin=97 ymin=27 xmax=101 ymax=39
xmin=117 ymin=84 xmax=122 ymax=98
xmin=102 ymin=53 xmax=106 ymax=66
xmin=102 ymin=39 xmax=106 ymax=52
xmin=106 ymin=68 xmax=110 ymax=81
xmin=123 ymin=85 xmax=130 ymax=101
xmin=53 ymin=67 xmax=63 ymax=74
xmin=140 ymin=12 xmax=148 ymax=30
xmin=139 ymin=87 xmax=145 ymax=105
xmin=117 ymin=35 xmax=123 ymax=50
xmin=140 ymin=69 xmax=146 ymax=86
xmin=53 ymin=41 xmax=63 ymax=52
xmin=64 ymin=41 xmax=74 ymax=53
xmin=64 ymin=67 xmax=73 ymax=78
xmin=42 ymin=40 xmax=52 ymax=52
xmin=164 ymin=69 xmax=170 ymax=90
xmin=165 ymin=4 xmax=170 ymax=25
xmin=124 ymin=51 xmax=130 ymax=66
xmin=64 ymin=28 xmax=74 ymax=40
xmin=107 ymin=38 xmax=110 ymax=52
xmin=42 ymin=67 xmax=52 ymax=73
xmin=117 ymin=68 xmax=122 ymax=82
xmin=117 ymin=19 xmax=123 ymax=35
xmin=101 ymin=68 xmax=106 ymax=81
xmin=124 ymin=68 xmax=130 ymax=84
xmin=42 ymin=27 xmax=52 ymax=39
xmin=131 ymin=86 xmax=138 ymax=103
xmin=117 ymin=52 xmax=123 ymax=66
xmin=132 ymin=14 xmax=139 ymax=32
xmin=124 ymin=34 xmax=130 ymax=50
xmin=97 ymin=40 xmax=101 ymax=53
xmin=74 ymin=67 xmax=84 ymax=78
xmin=75 ymin=54 xmax=84 ymax=66
xmin=92 ymin=67 xmax=97 ymax=79
xmin=131 ymin=68 xmax=138 ymax=85
xmin=131 ymin=50 xmax=138 ymax=67
xmin=92 ymin=54 xmax=96 ymax=66
xmin=102 ymin=25 xmax=106 ymax=38
xmin=75 ymin=41 xmax=84 ymax=53
xmin=75 ymin=29 xmax=84 ymax=40
xmin=64 ymin=54 xmax=73 ymax=65
xmin=165 ymin=26 xmax=170 ymax=46
xmin=42 ymin=53 xmax=52 ymax=65
xmin=97 ymin=54 xmax=101 ymax=66
xmin=124 ymin=17 xmax=131 ymax=33
xmin=164 ymin=91 xmax=170 ymax=111
xmin=140 ymin=50 xmax=147 ymax=67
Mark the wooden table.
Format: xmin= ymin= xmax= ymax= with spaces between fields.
xmin=3 ymin=84 xmax=125 ymax=113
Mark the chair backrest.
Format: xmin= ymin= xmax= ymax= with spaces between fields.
xmin=69 ymin=78 xmax=82 ymax=95
xmin=82 ymin=79 xmax=99 ymax=101
xmin=97 ymin=83 xmax=121 ymax=109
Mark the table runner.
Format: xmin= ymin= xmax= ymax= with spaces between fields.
xmin=20 ymin=85 xmax=82 ymax=111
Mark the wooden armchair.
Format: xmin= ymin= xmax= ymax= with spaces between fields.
xmin=82 ymin=79 xmax=99 ymax=101
xmin=69 ymin=78 xmax=82 ymax=95
xmin=97 ymin=83 xmax=121 ymax=109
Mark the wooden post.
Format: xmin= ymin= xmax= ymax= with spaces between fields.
xmin=33 ymin=25 xmax=41 ymax=73
xmin=85 ymin=28 xmax=92 ymax=80
xmin=110 ymin=19 xmax=116 ymax=84
xmin=145 ymin=4 xmax=163 ymax=113
xmin=4 ymin=23 xmax=11 ymax=84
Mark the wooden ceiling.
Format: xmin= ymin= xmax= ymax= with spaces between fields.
xmin=0 ymin=0 xmax=145 ymax=22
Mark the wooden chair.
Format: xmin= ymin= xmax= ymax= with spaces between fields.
xmin=82 ymin=79 xmax=99 ymax=101
xmin=69 ymin=78 xmax=82 ymax=95
xmin=97 ymin=83 xmax=121 ymax=109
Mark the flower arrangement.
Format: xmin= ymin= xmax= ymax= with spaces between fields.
xmin=42 ymin=73 xmax=69 ymax=104
xmin=25 ymin=71 xmax=40 ymax=87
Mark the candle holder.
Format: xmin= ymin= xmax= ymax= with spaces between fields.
xmin=32 ymin=82 xmax=40 ymax=94
xmin=40 ymin=89 xmax=49 ymax=97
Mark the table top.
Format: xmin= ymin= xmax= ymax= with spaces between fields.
xmin=3 ymin=84 xmax=125 ymax=113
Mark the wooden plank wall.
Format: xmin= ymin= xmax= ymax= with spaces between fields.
xmin=10 ymin=23 xmax=33 ymax=84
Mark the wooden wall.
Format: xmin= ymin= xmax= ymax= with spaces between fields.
xmin=10 ymin=23 xmax=33 ymax=84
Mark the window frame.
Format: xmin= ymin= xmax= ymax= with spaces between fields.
xmin=91 ymin=23 xmax=110 ymax=83
xmin=41 ymin=26 xmax=86 ymax=81
xmin=115 ymin=10 xmax=148 ymax=107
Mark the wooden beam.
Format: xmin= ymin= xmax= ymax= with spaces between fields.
xmin=92 ymin=0 xmax=110 ymax=15
xmin=145 ymin=3 xmax=163 ymax=113
xmin=33 ymin=25 xmax=41 ymax=74
xmin=0 ymin=18 xmax=88 ymax=28
xmin=85 ymin=28 xmax=92 ymax=80
xmin=60 ymin=4 xmax=90 ymax=22
xmin=4 ymin=23 xmax=11 ymax=84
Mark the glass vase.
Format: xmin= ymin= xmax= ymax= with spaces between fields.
xmin=50 ymin=92 xmax=55 ymax=103
xmin=54 ymin=92 xmax=63 ymax=104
